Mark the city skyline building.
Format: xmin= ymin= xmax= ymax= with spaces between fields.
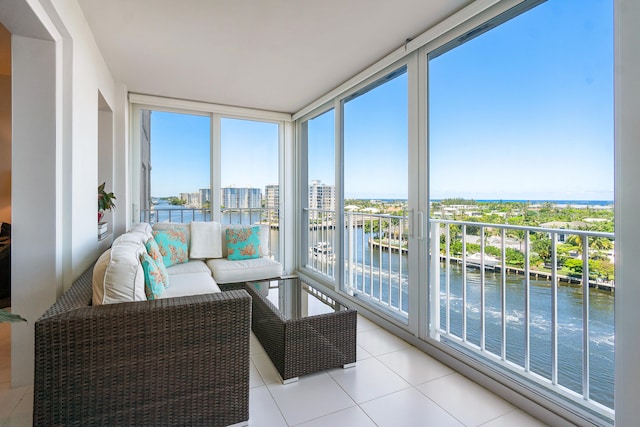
xmin=265 ymin=185 xmax=279 ymax=210
xmin=221 ymin=186 xmax=262 ymax=209
xmin=309 ymin=180 xmax=336 ymax=211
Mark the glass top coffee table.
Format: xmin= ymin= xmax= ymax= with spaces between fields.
xmin=245 ymin=278 xmax=357 ymax=383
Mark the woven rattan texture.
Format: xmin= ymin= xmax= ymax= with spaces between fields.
xmin=245 ymin=279 xmax=356 ymax=381
xmin=34 ymin=263 xmax=251 ymax=426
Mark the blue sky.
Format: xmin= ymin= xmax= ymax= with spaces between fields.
xmin=150 ymin=112 xmax=210 ymax=197
xmin=429 ymin=0 xmax=613 ymax=201
xmin=150 ymin=115 xmax=278 ymax=196
xmin=151 ymin=0 xmax=613 ymax=202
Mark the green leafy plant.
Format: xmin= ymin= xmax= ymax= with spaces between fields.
xmin=98 ymin=182 xmax=116 ymax=213
xmin=0 ymin=309 xmax=26 ymax=323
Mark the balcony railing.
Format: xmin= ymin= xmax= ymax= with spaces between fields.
xmin=141 ymin=207 xmax=212 ymax=224
xmin=305 ymin=211 xmax=614 ymax=420
xmin=306 ymin=208 xmax=337 ymax=278
xmin=305 ymin=209 xmax=409 ymax=316
xmin=431 ymin=219 xmax=614 ymax=420
xmin=345 ymin=211 xmax=409 ymax=317
xmin=140 ymin=206 xmax=280 ymax=259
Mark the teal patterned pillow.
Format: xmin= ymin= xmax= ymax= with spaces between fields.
xmin=140 ymin=252 xmax=166 ymax=300
xmin=144 ymin=238 xmax=169 ymax=288
xmin=226 ymin=226 xmax=261 ymax=260
xmin=152 ymin=227 xmax=189 ymax=267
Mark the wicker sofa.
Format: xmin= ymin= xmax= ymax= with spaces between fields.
xmin=34 ymin=261 xmax=252 ymax=427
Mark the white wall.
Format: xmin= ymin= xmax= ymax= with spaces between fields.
xmin=0 ymin=74 xmax=10 ymax=224
xmin=11 ymin=34 xmax=58 ymax=387
xmin=112 ymin=83 xmax=129 ymax=237
xmin=4 ymin=0 xmax=125 ymax=385
xmin=614 ymin=0 xmax=640 ymax=424
xmin=98 ymin=93 xmax=114 ymax=229
xmin=0 ymin=22 xmax=10 ymax=223
xmin=48 ymin=0 xmax=124 ymax=279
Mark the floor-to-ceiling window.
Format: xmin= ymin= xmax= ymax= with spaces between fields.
xmin=427 ymin=0 xmax=614 ymax=422
xmin=221 ymin=117 xmax=280 ymax=260
xmin=138 ymin=109 xmax=211 ymax=224
xmin=301 ymin=109 xmax=336 ymax=279
xmin=296 ymin=0 xmax=614 ymax=423
xmin=130 ymin=100 xmax=287 ymax=265
xmin=341 ymin=66 xmax=410 ymax=319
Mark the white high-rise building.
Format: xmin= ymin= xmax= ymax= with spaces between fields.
xmin=309 ymin=180 xmax=335 ymax=211
xmin=264 ymin=185 xmax=279 ymax=222
xmin=221 ymin=187 xmax=262 ymax=209
xmin=199 ymin=188 xmax=211 ymax=207
xmin=265 ymin=185 xmax=279 ymax=210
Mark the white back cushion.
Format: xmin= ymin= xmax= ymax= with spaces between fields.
xmin=92 ymin=240 xmax=147 ymax=305
xmin=113 ymin=231 xmax=147 ymax=246
xmin=127 ymin=222 xmax=153 ymax=241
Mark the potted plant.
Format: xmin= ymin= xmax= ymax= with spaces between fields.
xmin=0 ymin=309 xmax=25 ymax=323
xmin=98 ymin=182 xmax=116 ymax=222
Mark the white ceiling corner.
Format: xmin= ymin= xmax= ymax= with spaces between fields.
xmin=77 ymin=0 xmax=472 ymax=114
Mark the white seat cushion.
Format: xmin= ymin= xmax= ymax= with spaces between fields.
xmin=161 ymin=272 xmax=221 ymax=298
xmin=206 ymin=257 xmax=282 ymax=284
xmin=166 ymin=259 xmax=211 ymax=275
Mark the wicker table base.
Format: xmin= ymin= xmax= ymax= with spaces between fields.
xmin=245 ymin=278 xmax=357 ymax=383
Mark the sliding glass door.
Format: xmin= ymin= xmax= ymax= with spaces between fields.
xmin=427 ymin=0 xmax=614 ymax=419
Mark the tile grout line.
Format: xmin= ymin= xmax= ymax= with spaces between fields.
xmin=321 ymin=368 xmax=379 ymax=427
xmin=251 ymin=352 xmax=300 ymax=426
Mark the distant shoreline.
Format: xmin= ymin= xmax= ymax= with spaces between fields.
xmin=473 ymin=199 xmax=613 ymax=206
xmin=352 ymin=198 xmax=614 ymax=206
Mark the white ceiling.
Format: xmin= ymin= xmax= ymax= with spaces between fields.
xmin=78 ymin=0 xmax=472 ymax=114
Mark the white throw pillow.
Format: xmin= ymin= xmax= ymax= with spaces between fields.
xmin=190 ymin=221 xmax=222 ymax=259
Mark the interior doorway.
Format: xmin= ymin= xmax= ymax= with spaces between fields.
xmin=0 ymin=22 xmax=11 ymax=309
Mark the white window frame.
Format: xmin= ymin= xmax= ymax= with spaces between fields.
xmin=128 ymin=94 xmax=293 ymax=272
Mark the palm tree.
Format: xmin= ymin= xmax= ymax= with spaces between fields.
xmin=565 ymin=234 xmax=585 ymax=254
xmin=590 ymin=237 xmax=613 ymax=251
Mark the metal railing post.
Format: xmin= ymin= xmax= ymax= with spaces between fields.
xmin=347 ymin=212 xmax=355 ymax=295
xmin=429 ymin=221 xmax=441 ymax=339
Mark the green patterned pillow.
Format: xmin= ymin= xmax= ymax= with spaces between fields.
xmin=144 ymin=238 xmax=169 ymax=288
xmin=226 ymin=226 xmax=261 ymax=260
xmin=140 ymin=252 xmax=166 ymax=300
xmin=152 ymin=227 xmax=189 ymax=267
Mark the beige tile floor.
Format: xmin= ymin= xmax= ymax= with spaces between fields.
xmin=0 ymin=315 xmax=549 ymax=426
